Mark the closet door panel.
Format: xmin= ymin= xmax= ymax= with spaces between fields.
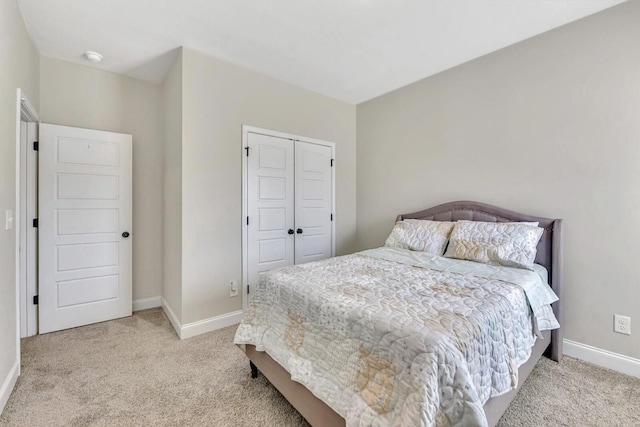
xmin=247 ymin=133 xmax=295 ymax=288
xmin=294 ymin=141 xmax=332 ymax=264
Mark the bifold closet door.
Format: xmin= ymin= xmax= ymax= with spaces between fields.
xmin=294 ymin=141 xmax=332 ymax=264
xmin=247 ymin=133 xmax=295 ymax=288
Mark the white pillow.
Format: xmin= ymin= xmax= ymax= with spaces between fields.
xmin=444 ymin=220 xmax=543 ymax=270
xmin=384 ymin=219 xmax=456 ymax=255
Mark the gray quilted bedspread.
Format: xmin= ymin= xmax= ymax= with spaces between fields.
xmin=234 ymin=248 xmax=555 ymax=427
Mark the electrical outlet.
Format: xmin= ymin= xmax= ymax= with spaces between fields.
xmin=614 ymin=314 xmax=631 ymax=335
xmin=229 ymin=280 xmax=239 ymax=297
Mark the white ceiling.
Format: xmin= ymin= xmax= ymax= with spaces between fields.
xmin=19 ymin=0 xmax=625 ymax=104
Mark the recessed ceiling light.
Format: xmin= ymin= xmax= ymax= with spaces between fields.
xmin=84 ymin=51 xmax=103 ymax=63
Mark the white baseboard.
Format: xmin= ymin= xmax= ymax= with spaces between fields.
xmin=133 ymin=296 xmax=161 ymax=312
xmin=161 ymin=297 xmax=182 ymax=338
xmin=0 ymin=360 xmax=19 ymax=415
xmin=564 ymin=339 xmax=640 ymax=378
xmin=160 ymin=297 xmax=242 ymax=340
xmin=181 ymin=310 xmax=243 ymax=340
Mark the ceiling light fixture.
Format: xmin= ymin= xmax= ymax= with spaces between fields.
xmin=84 ymin=51 xmax=103 ymax=63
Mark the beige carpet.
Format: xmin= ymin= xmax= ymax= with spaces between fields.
xmin=1 ymin=309 xmax=638 ymax=427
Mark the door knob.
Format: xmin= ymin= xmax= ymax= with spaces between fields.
xmin=296 ymin=228 xmax=303 ymax=234
xmin=122 ymin=231 xmax=130 ymax=238
xmin=287 ymin=229 xmax=294 ymax=235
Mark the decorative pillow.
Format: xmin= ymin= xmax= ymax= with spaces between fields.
xmin=444 ymin=220 xmax=543 ymax=270
xmin=384 ymin=219 xmax=455 ymax=255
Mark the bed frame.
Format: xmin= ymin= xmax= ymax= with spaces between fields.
xmin=242 ymin=201 xmax=563 ymax=427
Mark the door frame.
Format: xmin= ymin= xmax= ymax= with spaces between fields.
xmin=241 ymin=125 xmax=336 ymax=311
xmin=15 ymin=89 xmax=39 ymax=346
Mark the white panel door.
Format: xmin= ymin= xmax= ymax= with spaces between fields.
xmin=247 ymin=133 xmax=295 ymax=295
xmin=294 ymin=141 xmax=333 ymax=264
xmin=39 ymin=124 xmax=132 ymax=334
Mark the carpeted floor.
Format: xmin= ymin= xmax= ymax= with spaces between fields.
xmin=1 ymin=309 xmax=639 ymax=426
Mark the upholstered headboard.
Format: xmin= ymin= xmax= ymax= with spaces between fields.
xmin=397 ymin=200 xmax=563 ymax=360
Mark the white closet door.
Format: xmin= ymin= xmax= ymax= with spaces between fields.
xmin=247 ymin=133 xmax=295 ymax=291
xmin=294 ymin=141 xmax=333 ymax=264
xmin=39 ymin=124 xmax=132 ymax=334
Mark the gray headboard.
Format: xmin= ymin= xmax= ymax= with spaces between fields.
xmin=397 ymin=200 xmax=563 ymax=361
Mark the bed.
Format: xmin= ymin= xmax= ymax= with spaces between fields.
xmin=235 ymin=201 xmax=563 ymax=426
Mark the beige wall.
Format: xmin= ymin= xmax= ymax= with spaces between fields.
xmin=356 ymin=1 xmax=640 ymax=359
xmin=0 ymin=0 xmax=40 ymax=408
xmin=180 ymin=48 xmax=357 ymax=324
xmin=161 ymin=50 xmax=183 ymax=321
xmin=40 ymin=58 xmax=163 ymax=301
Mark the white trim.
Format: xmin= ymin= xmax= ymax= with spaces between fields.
xmin=0 ymin=360 xmax=19 ymax=415
xmin=160 ymin=297 xmax=241 ymax=340
xmin=180 ymin=310 xmax=243 ymax=340
xmin=14 ymin=90 xmax=40 ymax=389
xmin=564 ymin=339 xmax=640 ymax=378
xmin=243 ymin=125 xmax=337 ymax=148
xmin=19 ymin=92 xmax=39 ymax=122
xmin=161 ymin=297 xmax=182 ymax=338
xmin=133 ymin=296 xmax=162 ymax=312
xmin=241 ymin=125 xmax=336 ymax=312
xmin=25 ymin=122 xmax=37 ymax=337
xmin=14 ymin=91 xmax=21 ymax=379
xmin=241 ymin=126 xmax=248 ymax=312
xmin=19 ymin=121 xmax=38 ymax=339
xmin=17 ymin=90 xmax=40 ymax=341
xmin=19 ymin=121 xmax=27 ymax=338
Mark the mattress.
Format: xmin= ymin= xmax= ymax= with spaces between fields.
xmin=234 ymin=247 xmax=559 ymax=427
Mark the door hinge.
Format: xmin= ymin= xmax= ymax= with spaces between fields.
xmin=33 ymin=295 xmax=38 ymax=305
xmin=33 ymin=141 xmax=39 ymax=151
xmin=245 ymin=146 xmax=249 ymax=156
xmin=246 ymin=216 xmax=249 ymax=225
xmin=330 ymin=158 xmax=334 ymax=167
xmin=32 ymin=218 xmax=38 ymax=228
xmin=330 ymin=214 xmax=333 ymax=221
xmin=247 ymin=284 xmax=250 ymax=294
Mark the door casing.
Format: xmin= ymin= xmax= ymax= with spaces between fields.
xmin=16 ymin=89 xmax=39 ymax=340
xmin=241 ymin=125 xmax=336 ymax=311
